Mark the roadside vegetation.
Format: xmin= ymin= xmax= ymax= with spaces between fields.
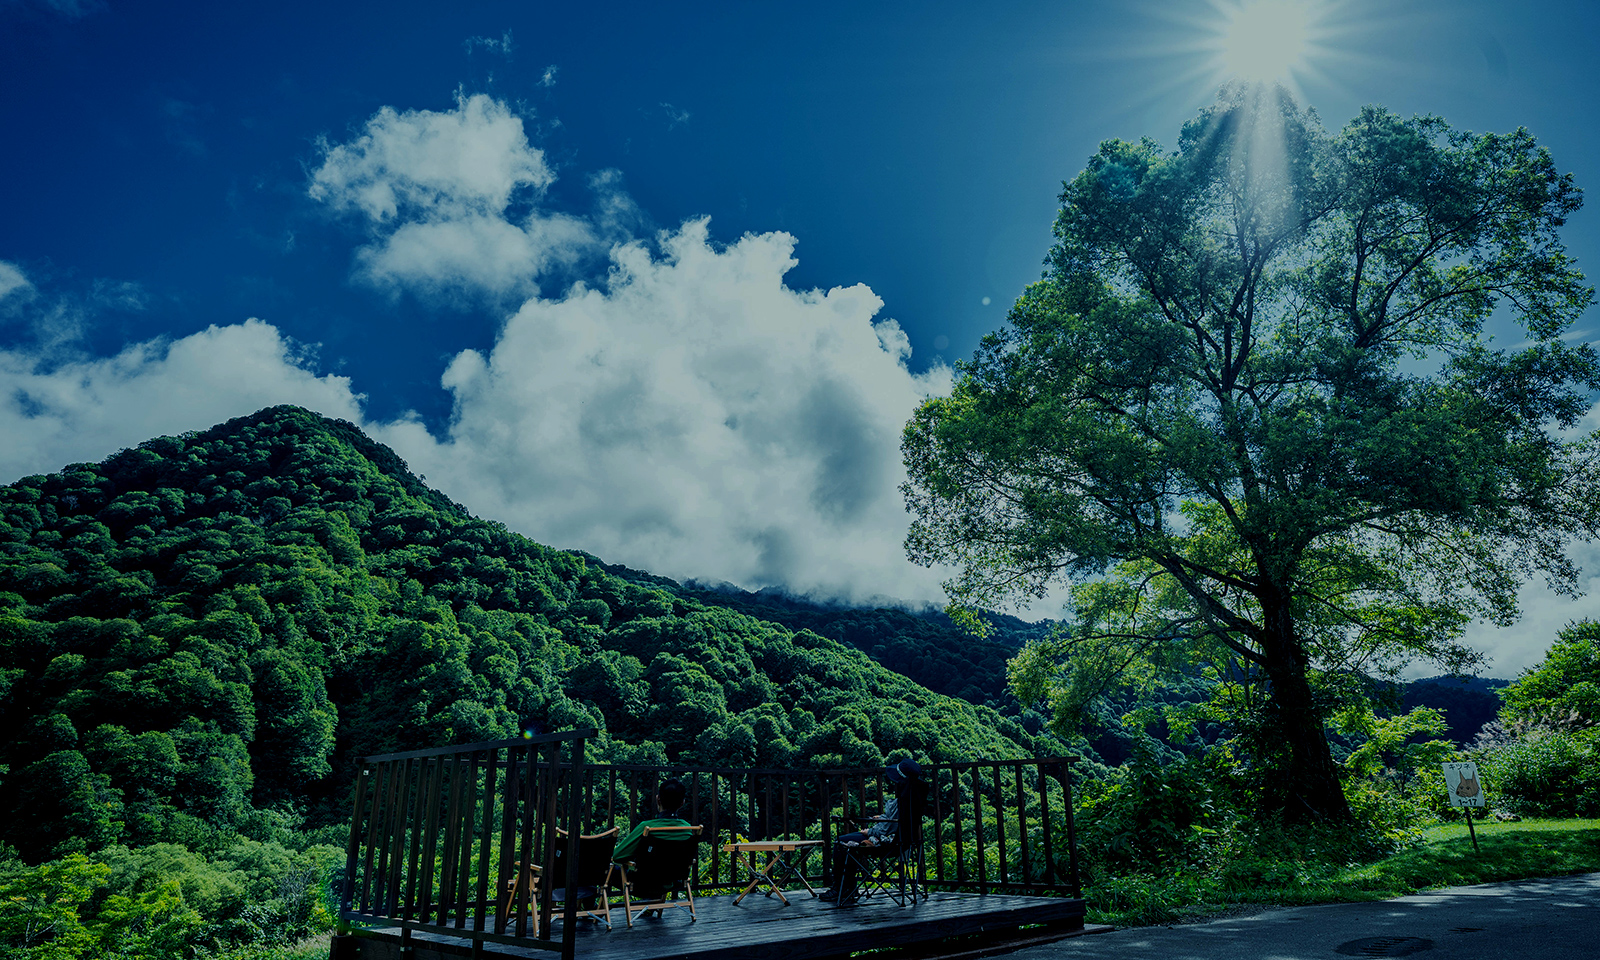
xmin=1071 ymin=621 xmax=1600 ymax=927
xmin=1085 ymin=819 xmax=1600 ymax=927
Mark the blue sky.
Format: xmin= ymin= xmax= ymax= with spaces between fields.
xmin=3 ymin=0 xmax=1599 ymax=672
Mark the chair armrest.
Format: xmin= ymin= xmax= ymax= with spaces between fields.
xmin=641 ymin=825 xmax=703 ymax=839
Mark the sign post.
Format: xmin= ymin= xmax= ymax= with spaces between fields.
xmin=1441 ymin=761 xmax=1484 ymax=853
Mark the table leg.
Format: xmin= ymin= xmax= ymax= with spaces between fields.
xmin=792 ymin=849 xmax=819 ymax=897
xmin=770 ymin=847 xmax=818 ymax=897
xmin=732 ymin=851 xmax=762 ymax=906
xmin=762 ymin=851 xmax=791 ymax=906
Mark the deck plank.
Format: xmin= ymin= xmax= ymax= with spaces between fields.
xmin=344 ymin=891 xmax=1086 ymax=960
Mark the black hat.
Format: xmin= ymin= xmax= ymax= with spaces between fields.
xmin=885 ymin=760 xmax=922 ymax=784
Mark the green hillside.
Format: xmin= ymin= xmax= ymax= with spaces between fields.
xmin=0 ymin=405 xmax=1060 ymax=867
xmin=586 ymin=561 xmax=1055 ymax=713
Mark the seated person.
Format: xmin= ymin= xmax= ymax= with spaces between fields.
xmin=820 ymin=759 xmax=922 ymax=904
xmin=611 ymin=778 xmax=693 ymax=896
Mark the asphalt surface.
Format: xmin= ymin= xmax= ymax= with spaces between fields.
xmin=1010 ymin=872 xmax=1600 ymax=960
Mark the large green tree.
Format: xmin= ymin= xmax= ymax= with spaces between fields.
xmin=902 ymin=86 xmax=1600 ymax=821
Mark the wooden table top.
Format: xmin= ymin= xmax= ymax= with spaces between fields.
xmin=721 ymin=839 xmax=824 ymax=852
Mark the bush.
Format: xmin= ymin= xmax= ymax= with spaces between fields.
xmin=0 ymin=842 xmax=341 ymax=960
xmin=1477 ymin=728 xmax=1600 ymax=817
xmin=1072 ymin=738 xmax=1234 ymax=877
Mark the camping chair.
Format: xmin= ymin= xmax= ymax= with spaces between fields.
xmin=840 ymin=779 xmax=928 ymax=906
xmin=500 ymin=827 xmax=619 ymax=930
xmin=601 ymin=824 xmax=703 ymax=928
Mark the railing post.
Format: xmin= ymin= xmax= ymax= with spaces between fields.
xmin=387 ymin=759 xmax=416 ymax=915
xmin=1059 ymin=759 xmax=1081 ymax=899
xmin=341 ymin=764 xmax=371 ymax=923
xmin=561 ymin=735 xmax=584 ymax=960
xmin=474 ymin=749 xmax=497 ymax=932
xmin=1014 ymin=763 xmax=1029 ymax=889
xmin=495 ymin=749 xmax=518 ymax=935
xmin=993 ymin=763 xmax=1007 ymax=886
xmin=1037 ymin=765 xmax=1055 ymax=888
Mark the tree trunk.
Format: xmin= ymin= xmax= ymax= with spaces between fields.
xmin=1258 ymin=598 xmax=1351 ymax=823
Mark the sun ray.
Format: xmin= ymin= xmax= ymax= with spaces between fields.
xmin=1217 ymin=0 xmax=1315 ymax=83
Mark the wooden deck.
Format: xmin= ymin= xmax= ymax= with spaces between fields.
xmin=334 ymin=890 xmax=1089 ymax=960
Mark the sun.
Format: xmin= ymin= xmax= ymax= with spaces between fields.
xmin=1214 ymin=0 xmax=1318 ymax=84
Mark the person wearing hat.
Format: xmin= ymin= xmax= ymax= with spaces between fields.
xmin=819 ymin=759 xmax=923 ymax=905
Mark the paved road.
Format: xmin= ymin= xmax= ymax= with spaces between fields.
xmin=1011 ymin=872 xmax=1600 ymax=960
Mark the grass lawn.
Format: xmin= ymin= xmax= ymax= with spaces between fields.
xmin=1347 ymin=818 xmax=1600 ymax=893
xmin=1086 ymin=818 xmax=1600 ymax=928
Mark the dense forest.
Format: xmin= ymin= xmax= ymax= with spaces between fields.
xmin=0 ymin=405 xmax=1064 ymax=958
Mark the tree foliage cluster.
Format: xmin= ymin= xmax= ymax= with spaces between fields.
xmin=0 ymin=405 xmax=1060 ymax=956
xmin=0 ymin=839 xmax=339 ymax=960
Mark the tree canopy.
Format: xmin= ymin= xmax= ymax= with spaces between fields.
xmin=1501 ymin=620 xmax=1600 ymax=726
xmin=903 ymin=86 xmax=1599 ymax=821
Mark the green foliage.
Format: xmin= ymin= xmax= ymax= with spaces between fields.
xmin=1476 ymin=728 xmax=1600 ymax=818
xmin=1335 ymin=705 xmax=1454 ymax=783
xmin=0 ymin=841 xmax=341 ymax=960
xmin=1332 ymin=704 xmax=1454 ymax=844
xmin=1501 ymin=620 xmax=1600 ymax=725
xmin=1455 ymin=621 xmax=1600 ymax=818
xmin=0 ymin=853 xmax=107 ymax=960
xmin=905 ymin=87 xmax=1598 ymax=820
xmin=1084 ymin=818 xmax=1600 ymax=928
xmin=1071 ymin=739 xmax=1233 ymax=874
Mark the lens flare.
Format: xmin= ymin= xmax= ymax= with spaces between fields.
xmin=1218 ymin=0 xmax=1314 ymax=82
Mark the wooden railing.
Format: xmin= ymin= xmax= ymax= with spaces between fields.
xmin=564 ymin=759 xmax=1081 ymax=897
xmin=340 ymin=730 xmax=593 ymax=958
xmin=341 ymin=732 xmax=1079 ymax=958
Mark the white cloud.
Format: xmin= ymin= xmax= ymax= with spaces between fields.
xmin=0 ymin=261 xmax=145 ymax=356
xmin=0 ymin=261 xmax=31 ymax=302
xmin=0 ymin=319 xmax=364 ymax=482
xmin=356 ymin=212 xmax=590 ymax=297
xmin=463 ymin=30 xmax=514 ymax=59
xmin=309 ymin=92 xmax=592 ymax=300
xmin=1452 ymin=539 xmax=1600 ymax=678
xmin=539 ymin=65 xmax=558 ymax=87
xmin=660 ymin=103 xmax=691 ymax=130
xmin=306 ymin=93 xmax=952 ymax=602
xmin=369 ymin=218 xmax=954 ymax=605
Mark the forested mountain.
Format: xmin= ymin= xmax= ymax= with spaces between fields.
xmin=0 ymin=405 xmax=1061 ymax=865
xmin=582 ymin=565 xmax=1054 ymax=713
xmin=1402 ymin=675 xmax=1510 ymax=745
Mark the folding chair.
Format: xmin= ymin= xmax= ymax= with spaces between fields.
xmin=500 ymin=827 xmax=619 ymax=929
xmin=601 ymin=824 xmax=703 ymax=928
xmin=840 ymin=779 xmax=928 ymax=906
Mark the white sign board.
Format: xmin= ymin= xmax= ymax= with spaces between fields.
xmin=1441 ymin=761 xmax=1485 ymax=808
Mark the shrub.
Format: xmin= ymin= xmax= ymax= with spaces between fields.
xmin=1477 ymin=728 xmax=1600 ymax=817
